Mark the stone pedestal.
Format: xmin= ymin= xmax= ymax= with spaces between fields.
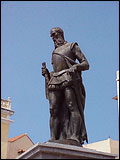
xmin=16 ymin=142 xmax=117 ymax=159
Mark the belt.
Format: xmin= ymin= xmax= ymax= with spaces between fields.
xmin=53 ymin=69 xmax=69 ymax=77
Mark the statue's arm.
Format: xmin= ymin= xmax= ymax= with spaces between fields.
xmin=72 ymin=43 xmax=90 ymax=71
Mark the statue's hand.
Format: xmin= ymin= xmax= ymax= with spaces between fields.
xmin=69 ymin=65 xmax=78 ymax=73
xmin=42 ymin=67 xmax=49 ymax=77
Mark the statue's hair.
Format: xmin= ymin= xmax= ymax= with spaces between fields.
xmin=50 ymin=27 xmax=64 ymax=38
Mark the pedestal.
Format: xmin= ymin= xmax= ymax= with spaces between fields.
xmin=16 ymin=142 xmax=117 ymax=159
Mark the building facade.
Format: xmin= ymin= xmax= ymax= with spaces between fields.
xmin=1 ymin=97 xmax=14 ymax=159
xmin=7 ymin=133 xmax=34 ymax=159
xmin=83 ymin=137 xmax=119 ymax=157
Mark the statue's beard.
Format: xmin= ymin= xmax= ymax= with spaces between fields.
xmin=53 ymin=38 xmax=66 ymax=48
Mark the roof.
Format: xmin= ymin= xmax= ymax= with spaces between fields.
xmin=8 ymin=133 xmax=34 ymax=144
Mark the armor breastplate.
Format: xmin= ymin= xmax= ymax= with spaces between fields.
xmin=52 ymin=42 xmax=76 ymax=72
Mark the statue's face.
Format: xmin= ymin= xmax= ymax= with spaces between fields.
xmin=51 ymin=31 xmax=64 ymax=48
xmin=51 ymin=31 xmax=60 ymax=41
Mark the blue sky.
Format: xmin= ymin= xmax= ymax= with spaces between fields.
xmin=1 ymin=1 xmax=119 ymax=145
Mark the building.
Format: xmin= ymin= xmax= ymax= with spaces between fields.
xmin=1 ymin=97 xmax=14 ymax=159
xmin=83 ymin=137 xmax=119 ymax=158
xmin=7 ymin=133 xmax=34 ymax=159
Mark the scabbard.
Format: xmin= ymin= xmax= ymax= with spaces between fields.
xmin=42 ymin=62 xmax=49 ymax=100
xmin=44 ymin=74 xmax=49 ymax=99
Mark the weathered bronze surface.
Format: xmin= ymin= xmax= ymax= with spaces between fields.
xmin=42 ymin=27 xmax=89 ymax=146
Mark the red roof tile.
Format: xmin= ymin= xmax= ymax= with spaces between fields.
xmin=8 ymin=133 xmax=26 ymax=142
xmin=8 ymin=133 xmax=34 ymax=144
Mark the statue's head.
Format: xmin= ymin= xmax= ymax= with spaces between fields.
xmin=50 ymin=27 xmax=64 ymax=39
xmin=50 ymin=27 xmax=66 ymax=48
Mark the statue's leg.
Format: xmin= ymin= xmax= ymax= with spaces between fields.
xmin=64 ymin=86 xmax=81 ymax=143
xmin=48 ymin=90 xmax=62 ymax=140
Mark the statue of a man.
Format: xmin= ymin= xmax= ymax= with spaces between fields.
xmin=42 ymin=27 xmax=89 ymax=145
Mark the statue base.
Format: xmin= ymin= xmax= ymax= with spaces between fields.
xmin=48 ymin=139 xmax=82 ymax=147
xmin=16 ymin=141 xmax=117 ymax=159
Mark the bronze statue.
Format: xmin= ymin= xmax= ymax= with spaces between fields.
xmin=42 ymin=27 xmax=89 ymax=146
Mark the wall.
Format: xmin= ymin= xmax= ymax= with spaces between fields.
xmin=1 ymin=122 xmax=10 ymax=159
xmin=7 ymin=135 xmax=34 ymax=159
